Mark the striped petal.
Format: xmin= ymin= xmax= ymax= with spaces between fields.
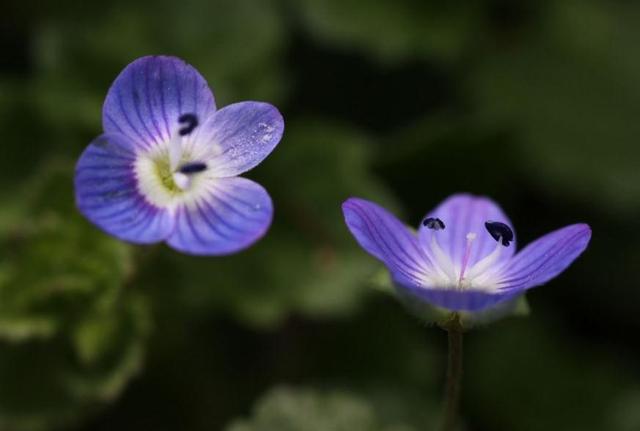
xmin=342 ymin=198 xmax=432 ymax=287
xmin=166 ymin=177 xmax=273 ymax=255
xmin=399 ymin=285 xmax=518 ymax=312
xmin=103 ymin=56 xmax=216 ymax=151
xmin=419 ymin=194 xmax=515 ymax=270
xmin=75 ymin=134 xmax=174 ymax=243
xmin=497 ymin=224 xmax=591 ymax=292
xmin=194 ymin=101 xmax=284 ymax=177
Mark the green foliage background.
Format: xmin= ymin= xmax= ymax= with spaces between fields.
xmin=1 ymin=0 xmax=639 ymax=430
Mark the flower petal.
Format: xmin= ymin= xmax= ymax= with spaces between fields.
xmin=398 ymin=284 xmax=519 ymax=312
xmin=166 ymin=177 xmax=273 ymax=255
xmin=193 ymin=101 xmax=284 ymax=177
xmin=419 ymin=194 xmax=515 ymax=269
xmin=103 ymin=55 xmax=216 ymax=151
xmin=342 ymin=198 xmax=432 ymax=287
xmin=75 ymin=134 xmax=174 ymax=243
xmin=497 ymin=223 xmax=591 ymax=292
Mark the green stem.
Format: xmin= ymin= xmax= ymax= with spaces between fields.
xmin=441 ymin=315 xmax=463 ymax=431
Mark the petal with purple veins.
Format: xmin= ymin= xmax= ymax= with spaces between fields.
xmin=75 ymin=134 xmax=174 ymax=243
xmin=342 ymin=198 xmax=432 ymax=287
xmin=419 ymin=194 xmax=515 ymax=270
xmin=193 ymin=101 xmax=284 ymax=177
xmin=166 ymin=177 xmax=273 ymax=255
xmin=103 ymin=56 xmax=216 ymax=151
xmin=497 ymin=223 xmax=591 ymax=292
xmin=398 ymin=284 xmax=519 ymax=312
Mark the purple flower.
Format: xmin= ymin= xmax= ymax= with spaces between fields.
xmin=75 ymin=56 xmax=284 ymax=255
xmin=342 ymin=194 xmax=591 ymax=312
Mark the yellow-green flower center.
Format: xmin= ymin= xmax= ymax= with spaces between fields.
xmin=154 ymin=156 xmax=183 ymax=194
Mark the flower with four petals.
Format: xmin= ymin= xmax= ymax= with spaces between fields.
xmin=342 ymin=194 xmax=591 ymax=312
xmin=75 ymin=56 xmax=284 ymax=255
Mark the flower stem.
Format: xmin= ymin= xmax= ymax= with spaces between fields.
xmin=441 ymin=314 xmax=463 ymax=431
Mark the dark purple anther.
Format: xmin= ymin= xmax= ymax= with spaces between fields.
xmin=485 ymin=221 xmax=514 ymax=246
xmin=423 ymin=217 xmax=445 ymax=230
xmin=178 ymin=113 xmax=199 ymax=136
xmin=179 ymin=161 xmax=207 ymax=174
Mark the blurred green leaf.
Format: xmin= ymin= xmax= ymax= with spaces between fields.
xmin=0 ymin=80 xmax=54 ymax=191
xmin=0 ymin=161 xmax=150 ymax=431
xmin=472 ymin=0 xmax=640 ymax=213
xmin=468 ymin=318 xmax=634 ymax=431
xmin=295 ymin=0 xmax=482 ymax=63
xmin=607 ymin=390 xmax=640 ymax=431
xmin=0 ymin=162 xmax=133 ymax=341
xmin=225 ymin=386 xmax=418 ymax=431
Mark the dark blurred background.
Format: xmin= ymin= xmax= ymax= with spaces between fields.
xmin=1 ymin=0 xmax=639 ymax=430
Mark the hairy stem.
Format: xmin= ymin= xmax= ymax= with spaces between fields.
xmin=441 ymin=315 xmax=463 ymax=431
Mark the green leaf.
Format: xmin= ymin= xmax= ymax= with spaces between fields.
xmin=472 ymin=0 xmax=640 ymax=213
xmin=607 ymin=390 xmax=640 ymax=431
xmin=295 ymin=0 xmax=482 ymax=63
xmin=0 ymin=161 xmax=150 ymax=431
xmin=225 ymin=386 xmax=419 ymax=431
xmin=467 ymin=318 xmax=635 ymax=431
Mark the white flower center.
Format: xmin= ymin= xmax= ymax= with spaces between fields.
xmin=423 ymin=227 xmax=508 ymax=293
xmin=134 ymin=117 xmax=216 ymax=211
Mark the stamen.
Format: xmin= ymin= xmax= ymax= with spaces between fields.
xmin=465 ymin=238 xmax=504 ymax=281
xmin=429 ymin=234 xmax=457 ymax=282
xmin=179 ymin=161 xmax=207 ymax=174
xmin=168 ymin=133 xmax=183 ymax=172
xmin=458 ymin=232 xmax=476 ymax=285
xmin=178 ymin=113 xmax=199 ymax=136
xmin=169 ymin=113 xmax=200 ymax=172
xmin=485 ymin=221 xmax=514 ymax=246
xmin=423 ymin=217 xmax=445 ymax=230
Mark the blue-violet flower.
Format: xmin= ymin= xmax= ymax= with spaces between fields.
xmin=342 ymin=194 xmax=591 ymax=311
xmin=75 ymin=56 xmax=284 ymax=255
